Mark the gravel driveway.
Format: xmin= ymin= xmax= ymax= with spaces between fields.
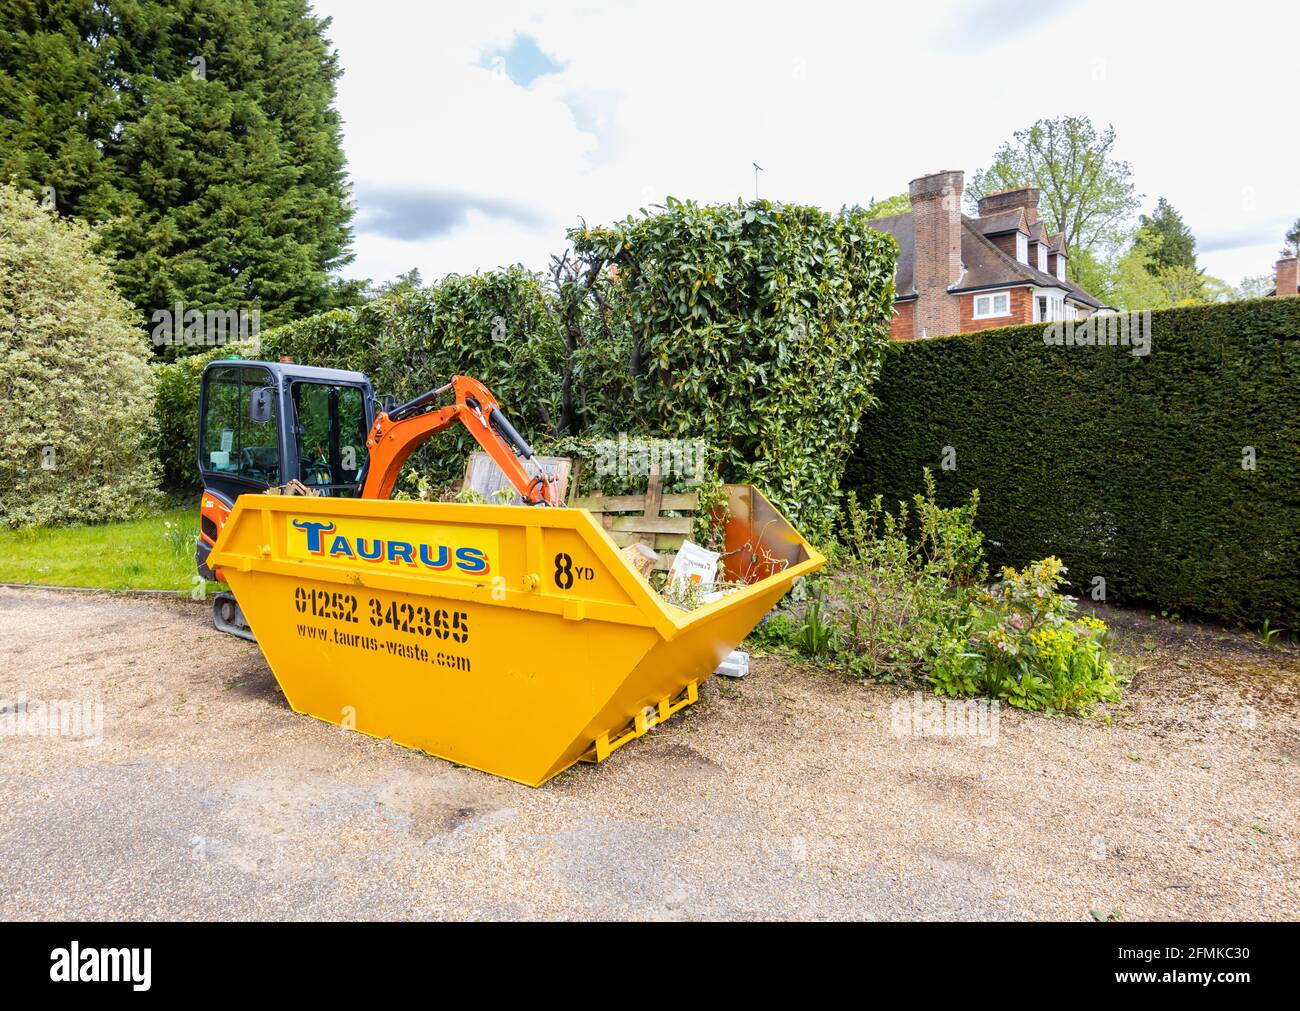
xmin=1 ymin=587 xmax=1296 ymax=920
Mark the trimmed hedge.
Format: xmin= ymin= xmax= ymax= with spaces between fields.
xmin=846 ymin=298 xmax=1300 ymax=625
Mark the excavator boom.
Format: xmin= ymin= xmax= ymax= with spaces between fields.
xmin=362 ymin=375 xmax=558 ymax=505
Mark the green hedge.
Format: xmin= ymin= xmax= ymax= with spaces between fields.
xmin=846 ymin=297 xmax=1300 ymax=625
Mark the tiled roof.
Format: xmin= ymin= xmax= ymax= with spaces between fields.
xmin=867 ymin=209 xmax=1102 ymax=309
xmin=867 ymin=212 xmax=916 ymax=294
xmin=973 ymin=209 xmax=1025 ymax=236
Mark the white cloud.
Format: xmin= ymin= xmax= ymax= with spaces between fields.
xmin=314 ymin=0 xmax=1300 ymax=288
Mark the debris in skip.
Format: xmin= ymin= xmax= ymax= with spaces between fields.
xmin=658 ymin=539 xmax=743 ymax=610
xmin=620 ymin=541 xmax=659 ymax=579
xmin=666 ymin=540 xmax=720 ymax=593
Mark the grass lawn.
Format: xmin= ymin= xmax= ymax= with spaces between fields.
xmin=0 ymin=505 xmax=220 ymax=592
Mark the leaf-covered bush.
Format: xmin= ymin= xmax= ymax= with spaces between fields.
xmin=932 ymin=558 xmax=1121 ymax=713
xmin=571 ymin=198 xmax=897 ymax=542
xmin=833 ymin=474 xmax=984 ymax=682
xmin=151 ymin=201 xmax=898 ymax=544
xmin=766 ymin=475 xmax=1123 ymax=714
xmin=0 ymin=184 xmax=160 ymax=526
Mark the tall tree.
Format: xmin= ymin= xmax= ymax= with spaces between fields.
xmin=0 ymin=2 xmax=120 ymax=221
xmin=0 ymin=0 xmax=361 ymax=348
xmin=1108 ymin=231 xmax=1171 ymax=312
xmin=968 ymin=116 xmax=1140 ymax=273
xmin=1236 ymin=274 xmax=1274 ymax=300
xmin=863 ymin=193 xmax=911 ymax=219
xmin=1138 ymin=197 xmax=1197 ymax=273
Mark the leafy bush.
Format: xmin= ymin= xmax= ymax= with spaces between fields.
xmin=827 ymin=477 xmax=1120 ymax=714
xmin=847 ymin=298 xmax=1300 ymax=625
xmin=150 ymin=200 xmax=898 ymax=539
xmin=931 ymin=558 xmax=1121 ymax=713
xmin=0 ymin=184 xmax=160 ymax=526
xmin=746 ymin=612 xmax=797 ymax=651
xmin=833 ymin=475 xmax=982 ymax=681
xmin=571 ymin=198 xmax=897 ymax=543
xmin=153 ymin=353 xmax=211 ymax=496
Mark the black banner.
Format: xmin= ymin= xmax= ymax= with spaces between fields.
xmin=0 ymin=921 xmax=1289 ymax=998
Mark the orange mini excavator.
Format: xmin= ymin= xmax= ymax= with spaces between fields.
xmin=195 ymin=358 xmax=558 ymax=638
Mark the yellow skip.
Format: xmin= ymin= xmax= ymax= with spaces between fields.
xmin=209 ymin=485 xmax=822 ymax=786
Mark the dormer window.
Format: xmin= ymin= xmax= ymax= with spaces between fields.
xmin=1016 ymin=233 xmax=1028 ymax=263
xmin=1037 ymin=245 xmax=1048 ymax=273
xmin=1056 ymin=256 xmax=1066 ymax=281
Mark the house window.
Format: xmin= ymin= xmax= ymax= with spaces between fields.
xmin=1037 ymin=245 xmax=1048 ymax=273
xmin=1016 ymin=233 xmax=1028 ymax=263
xmin=1056 ymin=256 xmax=1066 ymax=281
xmin=973 ymin=291 xmax=1011 ymax=319
xmin=1037 ymin=296 xmax=1048 ymax=322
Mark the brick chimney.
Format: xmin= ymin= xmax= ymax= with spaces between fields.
xmin=977 ymin=186 xmax=1040 ymax=226
xmin=1276 ymin=256 xmax=1299 ymax=296
xmin=909 ymin=170 xmax=964 ymax=339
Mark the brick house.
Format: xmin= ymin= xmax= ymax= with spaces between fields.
xmin=1271 ymin=255 xmax=1299 ymax=296
xmin=869 ymin=169 xmax=1111 ymax=341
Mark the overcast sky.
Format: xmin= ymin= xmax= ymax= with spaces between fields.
xmin=312 ymin=0 xmax=1299 ymax=290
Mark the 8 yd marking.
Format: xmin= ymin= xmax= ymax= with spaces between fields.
xmin=553 ymin=552 xmax=594 ymax=590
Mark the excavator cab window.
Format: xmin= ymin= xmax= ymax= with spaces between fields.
xmin=200 ymin=365 xmax=281 ymax=486
xmin=290 ymin=381 xmax=367 ymax=496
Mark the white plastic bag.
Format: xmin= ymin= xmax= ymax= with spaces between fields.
xmin=665 ymin=540 xmax=720 ymax=594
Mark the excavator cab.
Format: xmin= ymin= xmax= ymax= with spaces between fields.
xmin=196 ymin=358 xmax=377 ymax=634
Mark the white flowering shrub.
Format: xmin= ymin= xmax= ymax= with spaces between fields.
xmin=0 ymin=184 xmax=160 ymax=526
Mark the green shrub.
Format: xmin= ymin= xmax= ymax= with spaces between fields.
xmin=153 ymin=353 xmax=212 ymax=496
xmin=571 ymin=198 xmax=897 ymax=543
xmin=846 ymin=298 xmax=1300 ymax=625
xmin=746 ymin=611 xmax=797 ymax=651
xmin=150 ymin=200 xmax=898 ymax=540
xmin=833 ymin=477 xmax=982 ymax=681
xmin=828 ymin=478 xmax=1120 ymax=713
xmin=0 ymin=184 xmax=160 ymax=526
xmin=931 ymin=558 xmax=1121 ymax=713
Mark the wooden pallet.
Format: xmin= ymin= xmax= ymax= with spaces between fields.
xmin=569 ymin=464 xmax=697 ymax=571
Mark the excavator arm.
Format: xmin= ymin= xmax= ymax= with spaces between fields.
xmin=360 ymin=375 xmax=558 ymax=505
